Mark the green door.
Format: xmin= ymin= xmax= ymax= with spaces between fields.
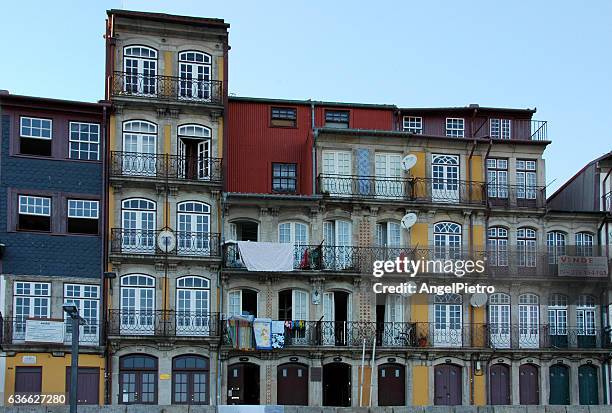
xmin=549 ymin=364 xmax=570 ymax=405
xmin=579 ymin=365 xmax=599 ymax=405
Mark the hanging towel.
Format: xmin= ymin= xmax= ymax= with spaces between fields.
xmin=253 ymin=318 xmax=272 ymax=350
xmin=237 ymin=241 xmax=294 ymax=272
xmin=271 ymin=320 xmax=286 ymax=349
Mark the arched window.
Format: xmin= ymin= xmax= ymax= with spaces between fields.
xmin=489 ymin=292 xmax=511 ymax=349
xmin=487 ymin=226 xmax=508 ymax=266
xmin=121 ymin=198 xmax=156 ymax=253
xmin=120 ymin=274 xmax=155 ymax=334
xmin=548 ymin=294 xmax=568 ymax=342
xmin=177 ymin=124 xmax=212 ymax=180
xmin=375 ymin=221 xmax=401 ymax=248
xmin=172 ymin=355 xmax=210 ymax=405
xmin=517 ymin=227 xmax=537 ymax=267
xmin=228 ymin=288 xmax=258 ymax=317
xmin=122 ymin=120 xmax=157 ymax=176
xmin=123 ymin=46 xmax=158 ymax=95
xmin=434 ymin=222 xmax=462 ymax=259
xmin=278 ymin=222 xmax=308 ymax=245
xmin=178 ymin=51 xmax=212 ymax=100
xmin=575 ymin=232 xmax=594 ymax=256
xmin=577 ymin=295 xmax=596 ymax=341
xmin=432 ymin=154 xmax=460 ymax=202
xmin=119 ymin=354 xmax=158 ymax=404
xmin=433 ymin=293 xmax=462 ymax=347
xmin=547 ymin=231 xmax=567 ymax=264
xmin=176 ymin=276 xmax=211 ymax=336
xmin=518 ymin=293 xmax=539 ymax=349
xmin=177 ymin=201 xmax=211 ymax=256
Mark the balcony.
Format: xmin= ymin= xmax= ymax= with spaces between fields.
xmin=486 ymin=184 xmax=546 ymax=208
xmin=472 ymin=119 xmax=549 ymax=141
xmin=1 ymin=316 xmax=101 ymax=347
xmin=110 ymin=71 xmax=223 ymax=106
xmin=110 ymin=151 xmax=222 ymax=184
xmin=107 ymin=310 xmax=221 ymax=338
xmin=111 ymin=229 xmax=221 ymax=258
xmin=224 ymin=243 xmax=610 ymax=279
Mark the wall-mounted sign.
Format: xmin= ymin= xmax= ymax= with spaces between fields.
xmin=311 ymin=288 xmax=321 ymax=305
xmin=22 ymin=356 xmax=37 ymax=364
xmin=25 ymin=319 xmax=64 ymax=344
xmin=558 ymin=256 xmax=609 ymax=277
xmin=159 ymin=373 xmax=171 ymax=380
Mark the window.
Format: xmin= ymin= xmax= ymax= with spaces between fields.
xmin=324 ymin=110 xmax=350 ymax=128
xmin=121 ymin=198 xmax=156 ymax=253
xmin=487 ymin=227 xmax=508 ymax=266
xmin=516 ymin=159 xmax=537 ymax=200
xmin=228 ymin=289 xmax=258 ymax=317
xmin=20 ymin=117 xmax=52 ymax=156
xmin=177 ymin=201 xmax=211 ymax=255
xmin=64 ymin=284 xmax=100 ymax=343
xmin=176 ymin=276 xmax=211 ymax=336
xmin=403 ymin=116 xmax=422 ymax=134
xmin=577 ymin=295 xmax=596 ymax=336
xmin=18 ymin=195 xmax=51 ymax=231
xmin=375 ymin=222 xmax=401 ymax=248
xmin=486 ymin=158 xmax=508 ymax=198
xmin=547 ymin=231 xmax=567 ymax=264
xmin=489 ymin=293 xmax=511 ymax=348
xmin=272 ymin=163 xmax=297 ymax=193
xmin=490 ymin=119 xmax=511 ymax=139
xmin=67 ymin=199 xmax=99 ymax=234
xmin=120 ymin=274 xmax=155 ymax=334
xmin=122 ymin=120 xmax=157 ymax=176
xmin=278 ymin=222 xmax=308 ymax=245
xmin=178 ymin=51 xmax=212 ymax=101
xmin=123 ymin=46 xmax=158 ymax=95
xmin=13 ymin=282 xmax=51 ymax=340
xmin=271 ymin=107 xmax=297 ymax=127
xmin=517 ymin=228 xmax=537 ymax=267
xmin=576 ymin=232 xmax=594 ymax=256
xmin=69 ymin=122 xmax=100 ymax=160
xmin=119 ymin=355 xmax=158 ymax=404
xmin=431 ymin=154 xmax=460 ymax=202
xmin=518 ymin=293 xmax=539 ymax=349
xmin=433 ymin=222 xmax=462 ymax=260
xmin=548 ymin=294 xmax=568 ymax=337
xmin=433 ymin=293 xmax=462 ymax=347
xmin=177 ymin=124 xmax=211 ymax=180
xmin=445 ymin=118 xmax=464 ymax=137
xmin=172 ymin=355 xmax=210 ymax=404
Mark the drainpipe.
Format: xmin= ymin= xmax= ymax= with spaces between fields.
xmin=467 ymin=140 xmax=477 ymax=255
xmin=311 ymin=101 xmax=317 ymax=195
xmin=217 ymin=191 xmax=227 ymax=406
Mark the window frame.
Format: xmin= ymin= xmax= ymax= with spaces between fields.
xmin=270 ymin=106 xmax=298 ymax=128
xmin=68 ymin=121 xmax=100 ymax=161
xmin=402 ymin=116 xmax=423 ymax=134
xmin=324 ymin=110 xmax=350 ymax=128
xmin=271 ymin=162 xmax=298 ymax=193
xmin=445 ymin=118 xmax=465 ymax=137
xmin=119 ymin=354 xmax=159 ymax=404
xmin=278 ymin=221 xmax=309 ymax=245
xmin=67 ymin=199 xmax=100 ymax=235
xmin=19 ymin=116 xmax=53 ymax=156
xmin=18 ymin=195 xmax=52 ymax=232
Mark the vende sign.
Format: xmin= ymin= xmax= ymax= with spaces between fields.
xmin=25 ymin=319 xmax=65 ymax=344
xmin=558 ymin=256 xmax=609 ymax=277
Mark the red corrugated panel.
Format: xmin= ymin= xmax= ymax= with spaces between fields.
xmin=314 ymin=106 xmax=394 ymax=130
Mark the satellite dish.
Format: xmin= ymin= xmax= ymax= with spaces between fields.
xmin=401 ymin=213 xmax=417 ymax=230
xmin=470 ymin=293 xmax=488 ymax=308
xmin=400 ymin=281 xmax=418 ymax=297
xmin=401 ymin=154 xmax=418 ymax=171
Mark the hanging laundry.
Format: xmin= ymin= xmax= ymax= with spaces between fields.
xmin=271 ymin=320 xmax=285 ymax=349
xmin=253 ymin=318 xmax=272 ymax=350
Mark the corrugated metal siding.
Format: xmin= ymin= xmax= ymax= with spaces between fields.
xmin=314 ymin=106 xmax=394 ymax=130
xmin=548 ymin=163 xmax=597 ymax=211
xmin=227 ymin=101 xmax=313 ymax=194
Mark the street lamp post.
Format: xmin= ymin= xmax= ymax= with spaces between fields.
xmin=63 ymin=304 xmax=84 ymax=413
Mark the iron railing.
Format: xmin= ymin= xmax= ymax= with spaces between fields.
xmin=487 ymin=324 xmax=609 ymax=350
xmin=111 ymin=229 xmax=221 ymax=258
xmin=110 ymin=151 xmax=222 ymax=183
xmin=604 ymin=191 xmax=612 ymax=213
xmin=110 ymin=71 xmax=224 ymax=105
xmin=472 ymin=119 xmax=548 ymax=141
xmin=107 ymin=310 xmax=221 ymax=338
xmin=1 ymin=316 xmax=101 ymax=346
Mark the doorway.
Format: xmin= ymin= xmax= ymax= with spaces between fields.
xmin=489 ymin=363 xmax=510 ymax=405
xmin=378 ymin=363 xmax=405 ymax=406
xmin=277 ymin=363 xmax=308 ymax=405
xmin=227 ymin=362 xmax=259 ymax=405
xmin=434 ymin=364 xmax=462 ymax=405
xmin=549 ymin=364 xmax=569 ymax=405
xmin=578 ymin=364 xmax=599 ymax=405
xmin=15 ymin=366 xmax=42 ymax=395
xmin=66 ymin=367 xmax=100 ymax=405
xmin=519 ymin=363 xmax=539 ymax=405
xmin=323 ymin=291 xmax=351 ymax=346
xmin=323 ymin=363 xmax=351 ymax=406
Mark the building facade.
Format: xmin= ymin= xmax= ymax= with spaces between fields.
xmin=0 ymin=92 xmax=108 ymax=404
xmin=103 ymin=9 xmax=228 ymax=406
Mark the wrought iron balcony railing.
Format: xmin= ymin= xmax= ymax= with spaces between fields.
xmin=107 ymin=310 xmax=221 ymax=338
xmin=111 ymin=229 xmax=221 ymax=258
xmin=1 ymin=316 xmax=101 ymax=347
xmin=110 ymin=71 xmax=224 ymax=105
xmin=471 ymin=119 xmax=548 ymax=141
xmin=110 ymin=151 xmax=222 ymax=183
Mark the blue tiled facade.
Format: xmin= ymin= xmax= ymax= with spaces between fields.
xmin=0 ymin=109 xmax=103 ymax=278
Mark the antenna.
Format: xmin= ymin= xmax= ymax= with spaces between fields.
xmin=400 ymin=213 xmax=417 ymax=230
xmin=401 ymin=154 xmax=418 ymax=171
xmin=470 ymin=293 xmax=488 ymax=308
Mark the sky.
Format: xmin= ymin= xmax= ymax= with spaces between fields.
xmin=1 ymin=0 xmax=610 ymax=193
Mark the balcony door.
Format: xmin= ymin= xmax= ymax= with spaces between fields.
xmin=278 ymin=289 xmax=309 ymax=345
xmin=383 ymin=295 xmax=404 ymax=346
xmin=120 ymin=275 xmax=155 ymax=335
xmin=179 ymin=51 xmax=212 ymax=101
xmin=489 ymin=293 xmax=510 ymax=348
xmin=375 ymin=153 xmax=403 ymax=198
xmin=323 ymin=220 xmax=352 ymax=270
xmin=321 ymin=150 xmax=352 ymax=196
xmin=519 ymin=294 xmax=540 ymax=348
xmin=176 ymin=276 xmax=210 ymax=337
xmin=177 ymin=201 xmax=210 ymax=256
xmin=432 ymin=154 xmax=459 ymax=202
xmin=322 ymin=291 xmax=351 ymax=346
xmin=433 ymin=222 xmax=462 ymax=261
xmin=548 ymin=294 xmax=568 ymax=348
xmin=121 ymin=198 xmax=156 ymax=253
xmin=434 ymin=293 xmax=462 ymax=347
xmin=123 ymin=46 xmax=157 ymax=95
xmin=122 ymin=120 xmax=157 ymax=176
xmin=177 ymin=125 xmax=211 ymax=180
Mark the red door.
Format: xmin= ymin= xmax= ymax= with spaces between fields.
xmin=519 ymin=364 xmax=539 ymax=405
xmin=277 ymin=363 xmax=308 ymax=405
xmin=489 ymin=364 xmax=510 ymax=405
xmin=378 ymin=363 xmax=405 ymax=406
xmin=434 ymin=364 xmax=462 ymax=405
xmin=15 ymin=367 xmax=42 ymax=396
xmin=66 ymin=367 xmax=100 ymax=405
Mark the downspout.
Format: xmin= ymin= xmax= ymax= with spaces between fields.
xmin=101 ymin=104 xmax=111 ymax=405
xmin=216 ymin=191 xmax=226 ymax=406
xmin=311 ymin=102 xmax=317 ymax=195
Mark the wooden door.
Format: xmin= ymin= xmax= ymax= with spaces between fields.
xmin=277 ymin=363 xmax=308 ymax=405
xmin=66 ymin=367 xmax=100 ymax=405
xmin=434 ymin=364 xmax=462 ymax=405
xmin=378 ymin=363 xmax=405 ymax=406
xmin=489 ymin=363 xmax=510 ymax=405
xmin=227 ymin=363 xmax=259 ymax=405
xmin=15 ymin=367 xmax=42 ymax=396
xmin=519 ymin=364 xmax=539 ymax=405
xmin=549 ymin=364 xmax=569 ymax=405
xmin=578 ymin=365 xmax=598 ymax=405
